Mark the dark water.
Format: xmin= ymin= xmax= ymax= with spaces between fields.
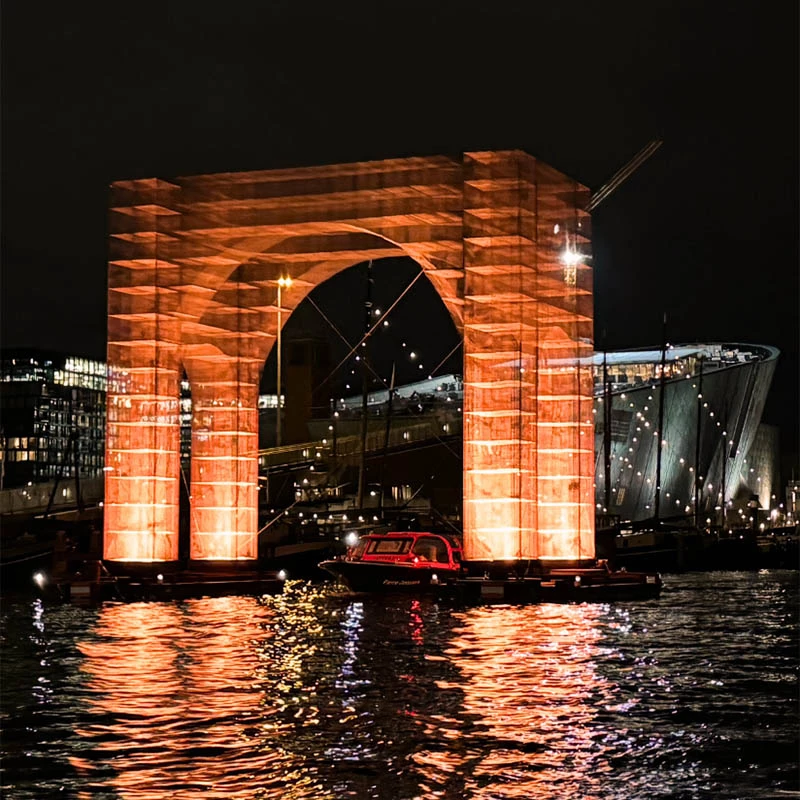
xmin=1 ymin=571 xmax=798 ymax=799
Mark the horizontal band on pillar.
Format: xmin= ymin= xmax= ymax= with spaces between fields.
xmin=465 ymin=389 xmax=589 ymax=402
xmin=108 ymin=364 xmax=178 ymax=371
xmin=467 ymin=351 xmax=533 ymax=360
xmin=536 ymin=421 xmax=592 ymax=427
xmin=108 ymin=394 xmax=180 ymax=402
xmin=472 ymin=527 xmax=537 ymax=535
xmin=105 ymin=502 xmax=178 ymax=508
xmin=465 ymin=410 xmax=537 ymax=418
xmin=467 ymin=498 xmax=527 ymax=505
xmin=190 ymin=481 xmax=256 ymax=488
xmin=536 ymin=530 xmax=589 ymax=537
xmin=192 ymin=456 xmax=256 ymax=462
xmin=107 ymin=379 xmax=178 ymax=386
xmin=466 ymin=468 xmax=526 ymax=475
xmin=105 ymin=529 xmax=177 ymax=536
xmin=466 ymin=380 xmax=536 ymax=390
xmin=191 ymin=396 xmax=259 ymax=402
xmin=109 ymin=422 xmax=179 ymax=428
xmin=192 ymin=431 xmax=258 ymax=437
xmin=466 ymin=439 xmax=535 ymax=447
xmin=536 ymin=448 xmax=593 ymax=454
xmin=105 ymin=449 xmax=179 ymax=455
xmin=105 ymin=475 xmax=176 ymax=481
xmin=536 ymin=368 xmax=592 ymax=375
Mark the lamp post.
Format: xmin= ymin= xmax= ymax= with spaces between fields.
xmin=276 ymin=276 xmax=292 ymax=447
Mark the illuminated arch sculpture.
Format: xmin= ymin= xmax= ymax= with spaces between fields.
xmin=105 ymin=151 xmax=594 ymax=563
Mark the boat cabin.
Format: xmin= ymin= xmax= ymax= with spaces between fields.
xmin=349 ymin=532 xmax=463 ymax=570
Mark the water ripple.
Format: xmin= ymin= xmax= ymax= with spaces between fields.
xmin=1 ymin=572 xmax=797 ymax=798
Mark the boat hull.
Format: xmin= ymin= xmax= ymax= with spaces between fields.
xmin=319 ymin=559 xmax=459 ymax=593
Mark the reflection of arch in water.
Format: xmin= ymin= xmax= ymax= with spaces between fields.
xmin=422 ymin=604 xmax=613 ymax=797
xmin=73 ymin=597 xmax=293 ymax=797
xmin=105 ymin=152 xmax=595 ymax=564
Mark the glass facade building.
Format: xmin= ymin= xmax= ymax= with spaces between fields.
xmin=0 ymin=350 xmax=107 ymax=489
xmin=338 ymin=343 xmax=782 ymax=523
xmin=591 ymin=343 xmax=779 ymax=522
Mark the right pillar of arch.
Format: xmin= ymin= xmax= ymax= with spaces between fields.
xmin=462 ymin=151 xmax=595 ymax=562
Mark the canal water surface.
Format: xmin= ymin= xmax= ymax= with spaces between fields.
xmin=2 ymin=571 xmax=798 ymax=799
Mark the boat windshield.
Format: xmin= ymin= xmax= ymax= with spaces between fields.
xmin=366 ymin=538 xmax=412 ymax=555
xmin=411 ymin=536 xmax=450 ymax=563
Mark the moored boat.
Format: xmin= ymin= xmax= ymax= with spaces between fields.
xmin=438 ymin=560 xmax=662 ymax=605
xmin=541 ymin=562 xmax=662 ymax=601
xmin=319 ymin=531 xmax=463 ymax=592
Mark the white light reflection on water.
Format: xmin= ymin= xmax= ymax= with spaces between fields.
xmin=29 ymin=598 xmax=55 ymax=707
xmin=412 ymin=603 xmax=614 ymax=799
xmin=0 ymin=572 xmax=797 ymax=799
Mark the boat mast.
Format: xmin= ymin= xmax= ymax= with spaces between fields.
xmin=603 ymin=341 xmax=612 ymax=512
xmin=720 ymin=403 xmax=729 ymax=529
xmin=653 ymin=313 xmax=667 ymax=525
xmin=720 ymin=433 xmax=727 ymax=528
xmin=356 ymin=260 xmax=374 ymax=511
xmin=0 ymin=425 xmax=5 ymax=492
xmin=694 ymin=354 xmax=704 ymax=529
xmin=378 ymin=362 xmax=396 ymax=519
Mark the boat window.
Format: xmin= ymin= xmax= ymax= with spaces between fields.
xmin=367 ymin=538 xmax=412 ymax=554
xmin=411 ymin=537 xmax=448 ymax=563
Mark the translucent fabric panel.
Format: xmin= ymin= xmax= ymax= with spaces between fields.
xmin=463 ymin=152 xmax=594 ymax=561
xmin=105 ymin=184 xmax=182 ymax=562
xmin=188 ymin=366 xmax=260 ymax=561
xmin=105 ymin=153 xmax=592 ymax=564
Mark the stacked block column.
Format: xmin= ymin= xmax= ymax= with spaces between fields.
xmin=185 ymin=354 xmax=260 ymax=560
xmin=104 ymin=181 xmax=183 ymax=561
xmin=462 ymin=152 xmax=594 ymax=561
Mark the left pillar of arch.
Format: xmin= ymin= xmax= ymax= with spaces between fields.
xmin=104 ymin=180 xmax=183 ymax=562
xmin=185 ymin=355 xmax=260 ymax=561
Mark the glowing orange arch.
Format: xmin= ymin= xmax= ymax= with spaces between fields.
xmin=104 ymin=152 xmax=594 ymax=563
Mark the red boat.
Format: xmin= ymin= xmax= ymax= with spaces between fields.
xmin=319 ymin=531 xmax=464 ymax=592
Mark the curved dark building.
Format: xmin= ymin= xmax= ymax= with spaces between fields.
xmin=334 ymin=342 xmax=781 ymax=525
xmin=592 ymin=343 xmax=779 ymax=523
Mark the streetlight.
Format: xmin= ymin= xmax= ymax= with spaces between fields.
xmin=276 ymin=276 xmax=292 ymax=447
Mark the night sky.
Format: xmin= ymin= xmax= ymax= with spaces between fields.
xmin=2 ymin=2 xmax=797 ymax=462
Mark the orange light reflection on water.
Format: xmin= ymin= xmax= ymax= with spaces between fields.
xmin=413 ymin=603 xmax=616 ymax=799
xmin=71 ymin=597 xmax=297 ymax=799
